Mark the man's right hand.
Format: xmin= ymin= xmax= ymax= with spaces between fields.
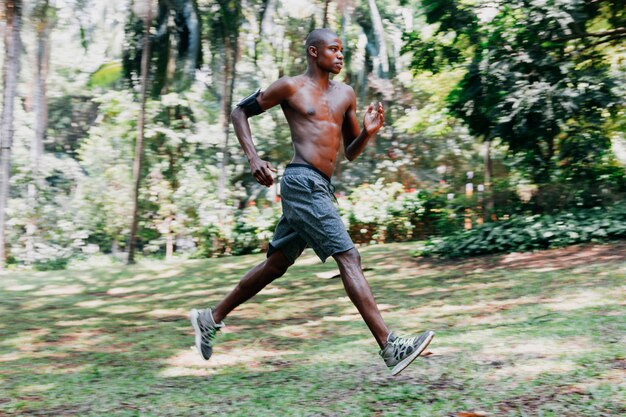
xmin=249 ymin=157 xmax=277 ymax=187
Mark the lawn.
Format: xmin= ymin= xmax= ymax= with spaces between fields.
xmin=1 ymin=242 xmax=625 ymax=416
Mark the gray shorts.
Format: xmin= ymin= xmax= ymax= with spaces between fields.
xmin=267 ymin=164 xmax=355 ymax=263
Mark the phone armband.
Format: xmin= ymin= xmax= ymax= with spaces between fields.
xmin=236 ymin=88 xmax=264 ymax=117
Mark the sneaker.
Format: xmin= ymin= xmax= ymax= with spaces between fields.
xmin=189 ymin=308 xmax=224 ymax=360
xmin=380 ymin=330 xmax=434 ymax=376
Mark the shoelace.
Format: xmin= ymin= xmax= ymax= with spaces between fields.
xmin=390 ymin=336 xmax=418 ymax=359
xmin=198 ymin=317 xmax=222 ymax=345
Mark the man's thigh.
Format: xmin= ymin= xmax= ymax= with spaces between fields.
xmin=267 ymin=214 xmax=307 ymax=264
xmin=281 ymin=176 xmax=354 ymax=262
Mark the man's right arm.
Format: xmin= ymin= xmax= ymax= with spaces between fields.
xmin=230 ymin=77 xmax=295 ymax=187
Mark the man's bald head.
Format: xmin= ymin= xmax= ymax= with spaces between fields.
xmin=305 ymin=28 xmax=339 ymax=53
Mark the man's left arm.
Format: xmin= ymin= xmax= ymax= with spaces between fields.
xmin=342 ymin=89 xmax=385 ymax=161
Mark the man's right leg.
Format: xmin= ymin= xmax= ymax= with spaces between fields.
xmin=190 ymin=249 xmax=294 ymax=360
xmin=212 ymin=249 xmax=293 ymax=323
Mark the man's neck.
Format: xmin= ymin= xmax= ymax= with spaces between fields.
xmin=304 ymin=65 xmax=331 ymax=90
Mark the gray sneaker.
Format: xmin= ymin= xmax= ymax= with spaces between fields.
xmin=189 ymin=308 xmax=224 ymax=360
xmin=380 ymin=330 xmax=434 ymax=376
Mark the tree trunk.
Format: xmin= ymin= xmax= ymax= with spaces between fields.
xmin=128 ymin=4 xmax=153 ymax=264
xmin=483 ymin=139 xmax=494 ymax=221
xmin=217 ymin=34 xmax=239 ymax=206
xmin=0 ymin=0 xmax=22 ymax=269
xmin=165 ymin=216 xmax=174 ymax=261
xmin=26 ymin=0 xmax=54 ymax=265
xmin=322 ymin=0 xmax=330 ymax=27
xmin=368 ymin=0 xmax=389 ymax=76
xmin=32 ymin=1 xmax=52 ymax=171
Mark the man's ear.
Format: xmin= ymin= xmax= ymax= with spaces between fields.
xmin=307 ymin=46 xmax=318 ymax=58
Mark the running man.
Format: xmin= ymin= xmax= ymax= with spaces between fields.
xmin=190 ymin=28 xmax=433 ymax=375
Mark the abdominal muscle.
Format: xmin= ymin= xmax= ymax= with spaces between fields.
xmin=291 ymin=135 xmax=340 ymax=178
xmin=286 ymin=118 xmax=343 ymax=179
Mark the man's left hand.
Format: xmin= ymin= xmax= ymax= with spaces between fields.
xmin=364 ymin=102 xmax=385 ymax=136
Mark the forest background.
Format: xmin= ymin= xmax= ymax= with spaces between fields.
xmin=0 ymin=0 xmax=624 ymax=270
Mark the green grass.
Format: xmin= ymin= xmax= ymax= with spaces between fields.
xmin=1 ymin=242 xmax=625 ymax=416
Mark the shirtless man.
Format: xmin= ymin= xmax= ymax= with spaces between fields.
xmin=190 ymin=29 xmax=433 ymax=375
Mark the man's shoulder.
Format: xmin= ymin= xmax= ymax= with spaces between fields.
xmin=272 ymin=75 xmax=302 ymax=90
xmin=262 ymin=76 xmax=301 ymax=102
xmin=330 ymin=81 xmax=356 ymax=105
xmin=332 ymin=81 xmax=356 ymax=96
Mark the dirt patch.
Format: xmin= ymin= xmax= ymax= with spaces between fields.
xmin=414 ymin=241 xmax=626 ymax=273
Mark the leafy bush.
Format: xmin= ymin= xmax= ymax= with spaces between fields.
xmin=415 ymin=203 xmax=626 ymax=259
xmin=193 ymin=204 xmax=279 ymax=258
xmin=338 ymin=180 xmax=458 ymax=244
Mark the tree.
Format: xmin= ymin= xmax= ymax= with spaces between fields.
xmin=24 ymin=0 xmax=56 ymax=265
xmin=127 ymin=0 xmax=154 ymax=264
xmin=404 ymin=0 xmax=626 ymax=210
xmin=0 ymin=0 xmax=23 ymax=269
xmin=203 ymin=0 xmax=242 ymax=203
xmin=124 ymin=0 xmax=202 ymax=262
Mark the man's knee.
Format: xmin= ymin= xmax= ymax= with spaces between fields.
xmin=265 ymin=250 xmax=293 ymax=278
xmin=333 ymin=247 xmax=361 ymax=267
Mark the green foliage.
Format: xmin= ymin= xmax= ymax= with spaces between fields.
xmin=192 ymin=204 xmax=279 ymax=258
xmin=123 ymin=0 xmax=202 ymax=96
xmin=416 ymin=202 xmax=626 ymax=259
xmin=338 ymin=180 xmax=460 ymax=244
xmin=405 ymin=0 xmax=626 ymax=193
xmin=87 ymin=61 xmax=123 ymax=88
xmin=7 ymin=0 xmax=626 ymax=269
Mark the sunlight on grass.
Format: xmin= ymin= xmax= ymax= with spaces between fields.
xmin=0 ymin=352 xmax=22 ymax=362
xmin=107 ymin=285 xmax=150 ymax=295
xmin=113 ymin=273 xmax=154 ymax=284
xmin=544 ymin=289 xmax=622 ymax=311
xmin=18 ymin=383 xmax=56 ymax=394
xmin=33 ymin=284 xmax=84 ymax=296
xmin=491 ymin=359 xmax=577 ymax=380
xmin=296 ymin=252 xmax=323 ymax=266
xmin=487 ymin=337 xmax=594 ymax=356
xmin=160 ymin=346 xmax=303 ymax=377
xmin=156 ymin=269 xmax=184 ymax=278
xmin=408 ymin=280 xmax=514 ymax=296
xmin=99 ymin=305 xmax=144 ymax=314
xmin=2 ymin=329 xmax=50 ymax=351
xmin=145 ymin=308 xmax=187 ymax=319
xmin=5 ymin=284 xmax=37 ymax=291
xmin=55 ymin=318 xmax=103 ymax=327
xmin=75 ymin=299 xmax=107 ymax=308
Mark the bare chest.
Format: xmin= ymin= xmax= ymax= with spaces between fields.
xmin=284 ymin=86 xmax=349 ymax=123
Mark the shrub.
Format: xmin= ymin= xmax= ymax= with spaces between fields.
xmin=338 ymin=181 xmax=458 ymax=244
xmin=415 ymin=202 xmax=626 ymax=259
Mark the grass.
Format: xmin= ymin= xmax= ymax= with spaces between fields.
xmin=1 ymin=242 xmax=625 ymax=416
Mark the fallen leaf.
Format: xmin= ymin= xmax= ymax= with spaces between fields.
xmin=421 ymin=351 xmax=433 ymax=357
xmin=315 ymin=270 xmax=340 ymax=279
xmin=456 ymin=411 xmax=487 ymax=417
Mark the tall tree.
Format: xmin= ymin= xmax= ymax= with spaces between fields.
xmin=124 ymin=0 xmax=202 ymax=262
xmin=128 ymin=0 xmax=154 ymax=264
xmin=25 ymin=0 xmax=56 ymax=264
xmin=0 ymin=0 xmax=22 ymax=269
xmin=404 ymin=0 xmax=625 ymax=209
xmin=206 ymin=0 xmax=242 ymax=204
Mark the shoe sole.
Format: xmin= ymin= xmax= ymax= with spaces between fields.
xmin=390 ymin=330 xmax=434 ymax=376
xmin=189 ymin=309 xmax=209 ymax=360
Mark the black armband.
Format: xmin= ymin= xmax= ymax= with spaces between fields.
xmin=236 ymin=88 xmax=265 ymax=117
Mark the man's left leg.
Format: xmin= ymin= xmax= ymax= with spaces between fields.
xmin=333 ymin=248 xmax=389 ymax=348
xmin=333 ymin=247 xmax=434 ymax=376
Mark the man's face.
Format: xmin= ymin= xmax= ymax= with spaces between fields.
xmin=312 ymin=35 xmax=344 ymax=74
